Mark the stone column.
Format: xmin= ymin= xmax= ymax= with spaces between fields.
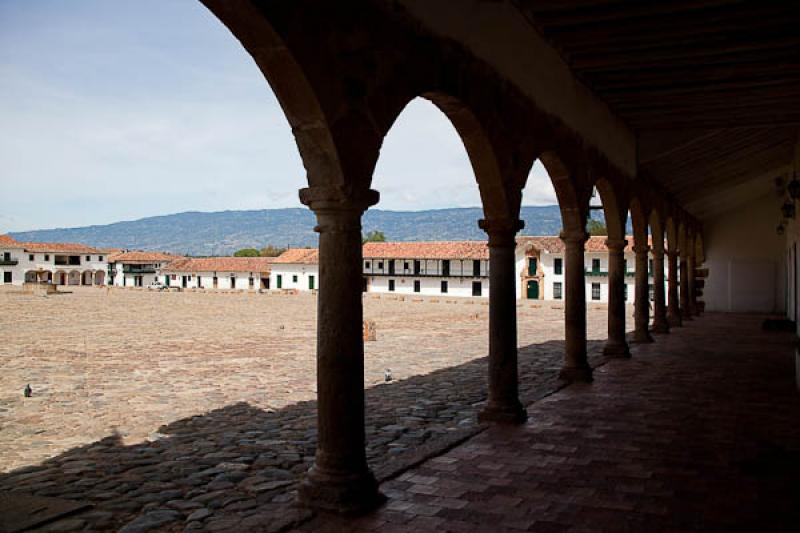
xmin=559 ymin=230 xmax=593 ymax=382
xmin=296 ymin=186 xmax=382 ymax=514
xmin=680 ymin=253 xmax=693 ymax=321
xmin=478 ymin=218 xmax=527 ymax=424
xmin=687 ymin=254 xmax=697 ymax=316
xmin=603 ymin=238 xmax=630 ymax=357
xmin=632 ymin=244 xmax=654 ymax=343
xmin=667 ymin=250 xmax=682 ymax=327
xmin=650 ymin=247 xmax=670 ymax=334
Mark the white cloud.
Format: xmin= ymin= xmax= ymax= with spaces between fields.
xmin=0 ymin=2 xmax=557 ymax=234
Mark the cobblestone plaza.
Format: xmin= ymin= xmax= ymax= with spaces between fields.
xmin=0 ymin=286 xmax=617 ymax=531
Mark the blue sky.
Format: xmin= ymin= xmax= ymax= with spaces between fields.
xmin=0 ymin=0 xmax=557 ymax=233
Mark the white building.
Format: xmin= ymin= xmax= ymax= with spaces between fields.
xmin=0 ymin=234 xmax=108 ymax=286
xmin=516 ymin=236 xmax=653 ymax=303
xmin=108 ymin=251 xmax=182 ymax=288
xmin=270 ymin=238 xmax=661 ymax=302
xmin=270 ymin=249 xmax=319 ymax=291
xmin=362 ymin=241 xmax=489 ymax=297
xmin=160 ymin=257 xmax=274 ymax=290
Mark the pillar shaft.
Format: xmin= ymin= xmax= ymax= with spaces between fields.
xmin=680 ymin=254 xmax=693 ymax=321
xmin=559 ymin=230 xmax=592 ymax=382
xmin=478 ymin=219 xmax=527 ymax=424
xmin=632 ymin=245 xmax=654 ymax=343
xmin=667 ymin=250 xmax=682 ymax=327
xmin=687 ymin=255 xmax=697 ymax=316
xmin=603 ymin=239 xmax=630 ymax=357
xmin=651 ymin=248 xmax=670 ymax=333
xmin=296 ymin=187 xmax=382 ymax=514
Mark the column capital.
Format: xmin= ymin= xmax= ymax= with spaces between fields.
xmin=633 ymin=244 xmax=650 ymax=255
xmin=478 ymin=218 xmax=524 ymax=247
xmin=604 ymin=238 xmax=628 ymax=252
xmin=559 ymin=230 xmax=589 ymax=245
xmin=300 ymin=187 xmax=379 ymax=233
xmin=299 ymin=186 xmax=379 ymax=213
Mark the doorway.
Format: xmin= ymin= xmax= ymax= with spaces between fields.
xmin=527 ymin=279 xmax=539 ymax=299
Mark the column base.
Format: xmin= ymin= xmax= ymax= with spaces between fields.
xmin=478 ymin=401 xmax=528 ymax=424
xmin=602 ymin=341 xmax=631 ymax=358
xmin=667 ymin=313 xmax=682 ymax=327
xmin=297 ymin=464 xmax=384 ymax=515
xmin=651 ymin=320 xmax=670 ymax=334
xmin=558 ymin=363 xmax=593 ymax=383
xmin=631 ymin=330 xmax=654 ymax=343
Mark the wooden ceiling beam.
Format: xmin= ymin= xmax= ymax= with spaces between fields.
xmin=521 ymin=0 xmax=742 ymax=27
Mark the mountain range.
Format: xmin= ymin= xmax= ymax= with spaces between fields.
xmin=9 ymin=205 xmax=601 ymax=256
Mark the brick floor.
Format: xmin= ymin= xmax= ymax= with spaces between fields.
xmin=298 ymin=313 xmax=800 ymax=532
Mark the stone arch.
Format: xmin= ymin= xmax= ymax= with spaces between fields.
xmin=94 ymin=270 xmax=106 ymax=286
xmin=200 ymin=1 xmax=345 ymax=190
xmin=592 ymin=178 xmax=627 ymax=241
xmin=536 ymin=151 xmax=587 ymax=234
xmin=377 ymin=92 xmax=511 ymax=220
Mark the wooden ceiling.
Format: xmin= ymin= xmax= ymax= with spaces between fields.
xmin=516 ymin=0 xmax=800 ymax=218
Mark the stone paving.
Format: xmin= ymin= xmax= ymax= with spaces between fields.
xmin=0 ymin=286 xmax=620 ymax=532
xmin=300 ymin=313 xmax=800 ymax=532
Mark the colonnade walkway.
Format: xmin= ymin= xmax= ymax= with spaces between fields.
xmin=302 ymin=314 xmax=800 ymax=532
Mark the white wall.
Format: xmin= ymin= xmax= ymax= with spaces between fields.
xmin=270 ymin=264 xmax=318 ymax=291
xmin=366 ymin=275 xmax=485 ymax=297
xmin=162 ymin=271 xmax=265 ymax=290
xmin=0 ymin=247 xmax=108 ymax=286
xmin=515 ymin=248 xmax=648 ymax=303
xmin=704 ymin=193 xmax=786 ymax=313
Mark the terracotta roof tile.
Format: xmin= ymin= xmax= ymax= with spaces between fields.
xmin=108 ymin=251 xmax=183 ymax=264
xmin=162 ymin=257 xmax=274 ymax=273
xmin=0 ymin=234 xmax=21 ymax=247
xmin=272 ymin=248 xmax=319 ymax=264
xmin=518 ymin=235 xmax=654 ymax=253
xmin=363 ymin=241 xmax=489 ymax=260
xmin=21 ymin=241 xmax=100 ymax=254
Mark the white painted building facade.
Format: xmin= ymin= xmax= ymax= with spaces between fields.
xmin=160 ymin=257 xmax=273 ymax=290
xmin=108 ymin=251 xmax=182 ymax=288
xmin=0 ymin=234 xmax=108 ymax=286
xmin=269 ymin=249 xmax=319 ymax=292
xmin=362 ymin=242 xmax=489 ymax=297
xmin=271 ymin=238 xmax=662 ymax=303
xmin=515 ymin=236 xmax=655 ymax=304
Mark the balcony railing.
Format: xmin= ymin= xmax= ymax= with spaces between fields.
xmin=0 ymin=257 xmax=19 ymax=266
xmin=123 ymin=266 xmax=156 ymax=274
xmin=585 ymin=269 xmax=650 ymax=278
xmin=363 ymin=270 xmax=488 ymax=278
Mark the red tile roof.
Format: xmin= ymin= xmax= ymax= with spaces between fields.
xmin=272 ymin=248 xmax=319 ymax=264
xmin=162 ymin=257 xmax=275 ymax=274
xmin=108 ymin=251 xmax=182 ymax=264
xmin=21 ymin=241 xmax=100 ymax=254
xmin=0 ymin=234 xmax=21 ymax=247
xmin=518 ymin=235 xmax=653 ymax=253
xmin=363 ymin=241 xmax=489 ymax=260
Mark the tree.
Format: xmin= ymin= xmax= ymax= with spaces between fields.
xmin=586 ymin=219 xmax=607 ymax=236
xmin=233 ymin=248 xmax=260 ymax=257
xmin=362 ymin=230 xmax=386 ymax=244
xmin=260 ymin=245 xmax=287 ymax=257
